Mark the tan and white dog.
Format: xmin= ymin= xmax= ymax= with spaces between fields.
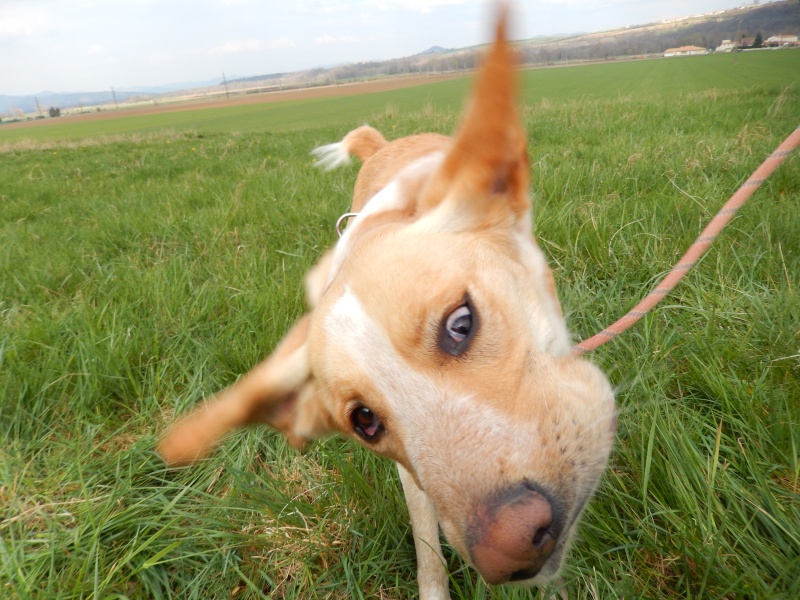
xmin=158 ymin=8 xmax=616 ymax=599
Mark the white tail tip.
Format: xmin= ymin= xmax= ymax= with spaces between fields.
xmin=311 ymin=142 xmax=351 ymax=170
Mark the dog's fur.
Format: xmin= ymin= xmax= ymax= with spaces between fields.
xmin=158 ymin=9 xmax=616 ymax=599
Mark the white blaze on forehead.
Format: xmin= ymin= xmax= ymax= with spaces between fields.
xmin=325 ymin=287 xmax=542 ymax=471
xmin=326 ymin=287 xmax=438 ymax=406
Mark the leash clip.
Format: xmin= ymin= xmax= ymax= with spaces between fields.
xmin=336 ymin=212 xmax=359 ymax=237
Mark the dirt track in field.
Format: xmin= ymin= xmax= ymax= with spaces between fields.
xmin=3 ymin=73 xmax=465 ymax=132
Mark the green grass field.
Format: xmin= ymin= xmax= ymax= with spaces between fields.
xmin=1 ymin=49 xmax=799 ymax=599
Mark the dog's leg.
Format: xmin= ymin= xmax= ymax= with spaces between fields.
xmin=398 ymin=464 xmax=450 ymax=600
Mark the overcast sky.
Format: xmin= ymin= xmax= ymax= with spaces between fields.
xmin=2 ymin=0 xmax=761 ymax=96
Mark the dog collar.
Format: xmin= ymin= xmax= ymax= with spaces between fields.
xmin=336 ymin=212 xmax=359 ymax=237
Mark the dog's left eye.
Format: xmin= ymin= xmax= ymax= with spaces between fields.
xmin=351 ymin=405 xmax=384 ymax=442
xmin=439 ymin=297 xmax=477 ymax=356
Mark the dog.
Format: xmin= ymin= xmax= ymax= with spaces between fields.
xmin=158 ymin=7 xmax=616 ymax=599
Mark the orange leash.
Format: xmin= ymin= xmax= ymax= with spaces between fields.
xmin=573 ymin=124 xmax=800 ymax=355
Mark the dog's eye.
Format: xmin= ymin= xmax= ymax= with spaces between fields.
xmin=439 ymin=297 xmax=478 ymax=356
xmin=446 ymin=305 xmax=472 ymax=342
xmin=350 ymin=405 xmax=384 ymax=442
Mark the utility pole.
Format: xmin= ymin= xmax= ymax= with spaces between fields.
xmin=110 ymin=87 xmax=119 ymax=110
xmin=735 ymin=18 xmax=743 ymax=58
xmin=34 ymin=97 xmax=43 ymax=117
xmin=222 ymin=72 xmax=230 ymax=99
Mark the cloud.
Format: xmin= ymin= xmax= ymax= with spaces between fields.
xmin=208 ymin=38 xmax=263 ymax=56
xmin=294 ymin=0 xmax=352 ymax=14
xmin=208 ymin=37 xmax=293 ymax=56
xmin=87 ymin=42 xmax=115 ymax=64
xmin=365 ymin=0 xmax=475 ymax=13
xmin=149 ymin=51 xmax=172 ymax=62
xmin=268 ymin=36 xmax=296 ymax=49
xmin=298 ymin=0 xmax=475 ymax=13
xmin=537 ymin=0 xmax=624 ymax=6
xmin=314 ymin=34 xmax=357 ymax=45
xmin=0 ymin=5 xmax=50 ymax=39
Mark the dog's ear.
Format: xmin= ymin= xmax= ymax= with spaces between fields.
xmin=417 ymin=8 xmax=529 ymax=232
xmin=158 ymin=315 xmax=331 ymax=466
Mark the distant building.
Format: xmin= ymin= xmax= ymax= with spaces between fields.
xmin=740 ymin=37 xmax=756 ymax=49
xmin=716 ymin=39 xmax=738 ymax=52
xmin=664 ymin=45 xmax=708 ymax=57
xmin=765 ymin=34 xmax=799 ymax=47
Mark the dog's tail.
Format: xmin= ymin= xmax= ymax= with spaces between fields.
xmin=311 ymin=125 xmax=387 ymax=170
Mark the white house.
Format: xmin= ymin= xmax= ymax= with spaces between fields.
xmin=716 ymin=39 xmax=737 ymax=52
xmin=765 ymin=34 xmax=799 ymax=47
xmin=664 ymin=45 xmax=707 ymax=57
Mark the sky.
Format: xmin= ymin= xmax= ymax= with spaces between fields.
xmin=2 ymin=0 xmax=764 ymax=96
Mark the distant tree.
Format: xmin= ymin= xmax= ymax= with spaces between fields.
xmin=48 ymin=107 xmax=61 ymax=117
xmin=754 ymin=32 xmax=763 ymax=48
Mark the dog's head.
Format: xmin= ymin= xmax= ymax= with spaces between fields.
xmin=159 ymin=11 xmax=616 ymax=587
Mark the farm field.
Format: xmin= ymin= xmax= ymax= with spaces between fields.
xmin=2 ymin=50 xmax=799 ymax=143
xmin=1 ymin=49 xmax=799 ymax=599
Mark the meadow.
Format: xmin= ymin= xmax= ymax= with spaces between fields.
xmin=1 ymin=49 xmax=799 ymax=599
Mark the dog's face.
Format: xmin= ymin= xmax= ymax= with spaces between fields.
xmin=159 ymin=15 xmax=616 ymax=588
xmin=306 ymin=220 xmax=616 ymax=583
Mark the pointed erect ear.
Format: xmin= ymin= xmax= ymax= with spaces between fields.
xmin=417 ymin=6 xmax=529 ymax=231
xmin=158 ymin=315 xmax=331 ymax=466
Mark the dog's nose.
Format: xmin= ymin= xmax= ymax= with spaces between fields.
xmin=469 ymin=483 xmax=561 ymax=584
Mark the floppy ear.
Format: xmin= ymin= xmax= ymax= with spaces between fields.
xmin=417 ymin=8 xmax=529 ymax=232
xmin=158 ymin=315 xmax=330 ymax=466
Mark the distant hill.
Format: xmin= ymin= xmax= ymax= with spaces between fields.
xmin=310 ymin=1 xmax=800 ymax=85
xmin=0 ymin=90 xmax=133 ymax=116
xmin=417 ymin=46 xmax=451 ymax=55
xmin=3 ymin=0 xmax=798 ymax=117
xmin=226 ymin=48 xmax=452 ymax=87
xmin=226 ymin=72 xmax=287 ymax=85
xmin=516 ymin=0 xmax=800 ymax=63
xmin=0 ymin=77 xmax=225 ymax=116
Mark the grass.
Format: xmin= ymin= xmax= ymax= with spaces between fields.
xmin=1 ymin=50 xmax=799 ymax=599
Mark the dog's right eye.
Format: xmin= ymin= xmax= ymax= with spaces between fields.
xmin=350 ymin=405 xmax=384 ymax=443
xmin=439 ymin=296 xmax=478 ymax=357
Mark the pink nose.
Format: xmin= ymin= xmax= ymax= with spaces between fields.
xmin=469 ymin=483 xmax=560 ymax=584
